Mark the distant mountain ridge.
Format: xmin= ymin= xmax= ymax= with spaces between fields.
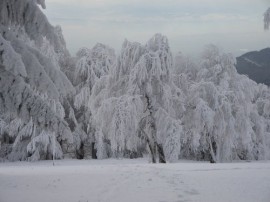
xmin=236 ymin=48 xmax=270 ymax=86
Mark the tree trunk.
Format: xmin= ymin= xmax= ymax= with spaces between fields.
xmin=157 ymin=143 xmax=166 ymax=163
xmin=146 ymin=137 xmax=156 ymax=163
xmin=208 ymin=135 xmax=217 ymax=163
xmin=138 ymin=94 xmax=166 ymax=164
xmin=150 ymin=144 xmax=157 ymax=163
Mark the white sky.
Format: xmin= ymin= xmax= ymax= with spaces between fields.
xmin=43 ymin=0 xmax=270 ymax=57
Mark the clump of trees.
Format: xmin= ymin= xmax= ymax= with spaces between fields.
xmin=1 ymin=0 xmax=270 ymax=163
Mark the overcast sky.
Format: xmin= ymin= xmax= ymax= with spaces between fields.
xmin=43 ymin=0 xmax=270 ymax=57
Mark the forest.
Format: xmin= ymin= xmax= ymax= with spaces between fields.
xmin=1 ymin=0 xmax=270 ymax=164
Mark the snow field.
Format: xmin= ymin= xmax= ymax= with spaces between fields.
xmin=0 ymin=159 xmax=270 ymax=202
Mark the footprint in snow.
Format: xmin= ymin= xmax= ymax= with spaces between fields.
xmin=184 ymin=189 xmax=199 ymax=195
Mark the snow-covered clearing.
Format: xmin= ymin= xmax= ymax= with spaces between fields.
xmin=0 ymin=159 xmax=270 ymax=202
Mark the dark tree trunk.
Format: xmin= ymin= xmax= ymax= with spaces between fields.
xmin=145 ymin=137 xmax=156 ymax=163
xmin=157 ymin=143 xmax=166 ymax=163
xmin=91 ymin=142 xmax=97 ymax=159
xmin=209 ymin=140 xmax=217 ymax=163
xmin=209 ymin=154 xmax=216 ymax=163
xmin=137 ymin=94 xmax=167 ymax=164
xmin=150 ymin=144 xmax=157 ymax=163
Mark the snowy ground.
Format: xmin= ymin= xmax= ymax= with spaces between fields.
xmin=0 ymin=159 xmax=270 ymax=202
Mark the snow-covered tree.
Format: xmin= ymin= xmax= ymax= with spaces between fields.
xmin=86 ymin=40 xmax=147 ymax=159
xmin=264 ymin=7 xmax=270 ymax=30
xmin=0 ymin=0 xmax=76 ymax=161
xmin=88 ymin=34 xmax=184 ymax=163
xmin=178 ymin=45 xmax=270 ymax=162
xmin=69 ymin=43 xmax=116 ymax=159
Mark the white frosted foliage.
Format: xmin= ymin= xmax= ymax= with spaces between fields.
xmin=0 ymin=0 xmax=75 ymax=161
xmin=27 ymin=130 xmax=63 ymax=161
xmin=0 ymin=35 xmax=27 ymax=77
xmin=1 ymin=0 xmax=270 ymax=163
xmin=264 ymin=7 xmax=270 ymax=30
